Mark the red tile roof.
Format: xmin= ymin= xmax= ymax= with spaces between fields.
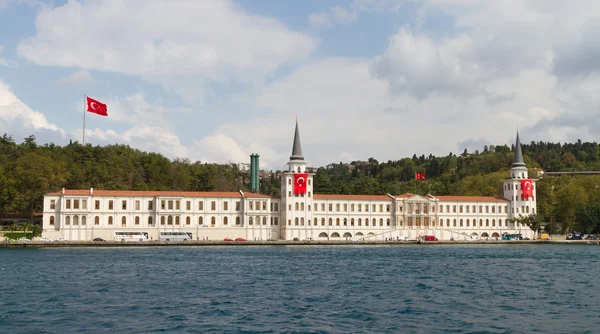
xmin=314 ymin=194 xmax=391 ymax=201
xmin=434 ymin=196 xmax=509 ymax=202
xmin=46 ymin=189 xmax=270 ymax=198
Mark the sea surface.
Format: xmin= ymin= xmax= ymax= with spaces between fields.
xmin=1 ymin=245 xmax=599 ymax=333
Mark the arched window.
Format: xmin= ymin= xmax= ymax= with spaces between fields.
xmin=479 ymin=219 xmax=483 ymax=227
xmin=439 ymin=218 xmax=443 ymax=226
xmin=175 ymin=216 xmax=180 ymax=225
xmin=466 ymin=219 xmax=470 ymax=227
xmin=66 ymin=216 xmax=71 ymax=225
xmin=211 ymin=216 xmax=216 ymax=225
xmin=336 ymin=218 xmax=340 ymax=226
xmin=460 ymin=219 xmax=463 ymax=227
xmin=343 ymin=218 xmax=347 ymax=226
xmin=168 ymin=216 xmax=173 ymax=225
xmin=300 ymin=218 xmax=304 ymax=225
xmin=297 ymin=167 xmax=301 ymax=173
xmin=380 ymin=218 xmax=384 ymax=226
xmin=301 ymin=203 xmax=304 ymax=210
xmin=148 ymin=216 xmax=153 ymax=225
xmin=351 ymin=218 xmax=354 ymax=226
xmin=446 ymin=219 xmax=450 ymax=227
xmin=198 ymin=216 xmax=203 ymax=225
xmin=236 ymin=216 xmax=240 ymax=225
xmin=161 ymin=216 xmax=165 ymax=225
xmin=274 ymin=217 xmax=279 ymax=225
xmin=386 ymin=219 xmax=390 ymax=226
xmin=263 ymin=217 xmax=267 ymax=225
xmin=223 ymin=217 xmax=228 ymax=225
xmin=135 ymin=216 xmax=140 ymax=225
xmin=95 ymin=216 xmax=100 ymax=225
xmin=249 ymin=217 xmax=254 ymax=225
xmin=486 ymin=219 xmax=489 ymax=226
xmin=314 ymin=218 xmax=318 ymax=226
xmin=186 ymin=216 xmax=191 ymax=225
xmin=321 ymin=218 xmax=325 ymax=226
xmin=328 ymin=218 xmax=332 ymax=226
xmin=365 ymin=218 xmax=369 ymax=226
xmin=73 ymin=216 xmax=79 ymax=225
xmin=499 ymin=219 xmax=503 ymax=226
xmin=50 ymin=216 xmax=55 ymax=225
xmin=452 ymin=219 xmax=456 ymax=227
xmin=108 ymin=216 xmax=114 ymax=225
xmin=492 ymin=219 xmax=496 ymax=227
xmin=295 ymin=203 xmax=299 ymax=210
xmin=358 ymin=218 xmax=362 ymax=226
xmin=122 ymin=216 xmax=126 ymax=227
xmin=82 ymin=216 xmax=87 ymax=225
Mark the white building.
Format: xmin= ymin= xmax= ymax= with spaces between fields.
xmin=42 ymin=121 xmax=536 ymax=241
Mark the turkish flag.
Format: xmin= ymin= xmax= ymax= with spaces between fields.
xmin=521 ymin=179 xmax=533 ymax=199
xmin=415 ymin=172 xmax=426 ymax=180
xmin=294 ymin=173 xmax=308 ymax=194
xmin=86 ymin=96 xmax=108 ymax=116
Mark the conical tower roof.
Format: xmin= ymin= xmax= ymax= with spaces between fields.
xmin=512 ymin=131 xmax=526 ymax=168
xmin=289 ymin=119 xmax=304 ymax=161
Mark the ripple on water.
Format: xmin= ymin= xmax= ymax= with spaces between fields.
xmin=0 ymin=245 xmax=599 ymax=333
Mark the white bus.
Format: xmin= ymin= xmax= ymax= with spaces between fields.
xmin=159 ymin=232 xmax=192 ymax=241
xmin=113 ymin=232 xmax=148 ymax=242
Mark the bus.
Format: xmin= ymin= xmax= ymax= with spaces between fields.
xmin=114 ymin=232 xmax=148 ymax=242
xmin=159 ymin=232 xmax=193 ymax=241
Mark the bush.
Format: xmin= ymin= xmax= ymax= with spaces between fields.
xmin=4 ymin=232 xmax=33 ymax=240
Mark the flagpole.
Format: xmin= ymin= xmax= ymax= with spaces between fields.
xmin=83 ymin=94 xmax=87 ymax=145
xmin=414 ymin=172 xmax=417 ymax=195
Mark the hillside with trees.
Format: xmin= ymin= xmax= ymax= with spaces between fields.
xmin=2 ymin=134 xmax=600 ymax=233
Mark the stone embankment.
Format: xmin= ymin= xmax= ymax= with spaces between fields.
xmin=2 ymin=239 xmax=598 ymax=248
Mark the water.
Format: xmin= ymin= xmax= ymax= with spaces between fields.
xmin=1 ymin=245 xmax=599 ymax=333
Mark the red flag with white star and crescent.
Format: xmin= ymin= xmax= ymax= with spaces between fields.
xmin=86 ymin=96 xmax=108 ymax=116
xmin=521 ymin=179 xmax=533 ymax=198
xmin=294 ymin=173 xmax=308 ymax=194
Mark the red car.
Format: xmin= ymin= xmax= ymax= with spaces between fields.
xmin=424 ymin=235 xmax=438 ymax=241
xmin=235 ymin=238 xmax=246 ymax=242
xmin=224 ymin=238 xmax=233 ymax=242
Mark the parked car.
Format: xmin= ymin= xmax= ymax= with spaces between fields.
xmin=235 ymin=238 xmax=246 ymax=242
xmin=38 ymin=237 xmax=52 ymax=242
xmin=586 ymin=234 xmax=598 ymax=240
xmin=17 ymin=237 xmax=30 ymax=243
xmin=55 ymin=238 xmax=67 ymax=242
xmin=423 ymin=235 xmax=439 ymax=241
xmin=93 ymin=237 xmax=105 ymax=242
xmin=224 ymin=238 xmax=233 ymax=242
xmin=293 ymin=237 xmax=300 ymax=241
xmin=567 ymin=232 xmax=583 ymax=240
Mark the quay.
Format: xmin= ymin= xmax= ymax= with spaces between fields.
xmin=1 ymin=240 xmax=597 ymax=248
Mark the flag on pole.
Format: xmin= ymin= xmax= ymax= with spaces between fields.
xmin=415 ymin=172 xmax=426 ymax=180
xmin=86 ymin=96 xmax=108 ymax=116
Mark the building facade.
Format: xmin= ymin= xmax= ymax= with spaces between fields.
xmin=42 ymin=122 xmax=536 ymax=241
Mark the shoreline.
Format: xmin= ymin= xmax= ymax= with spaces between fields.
xmin=2 ymin=240 xmax=598 ymax=248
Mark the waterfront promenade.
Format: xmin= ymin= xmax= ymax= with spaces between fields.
xmin=1 ymin=239 xmax=597 ymax=248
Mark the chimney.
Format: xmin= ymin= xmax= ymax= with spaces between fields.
xmin=90 ymin=187 xmax=94 ymax=195
xmin=61 ymin=187 xmax=65 ymax=194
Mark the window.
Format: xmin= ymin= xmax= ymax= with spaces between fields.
xmin=274 ymin=217 xmax=278 ymax=225
xmin=386 ymin=205 xmax=390 ymax=212
xmin=74 ymin=200 xmax=79 ymax=209
xmin=452 ymin=205 xmax=456 ymax=213
xmin=288 ymin=191 xmax=291 ymax=197
xmin=466 ymin=206 xmax=469 ymax=213
xmin=308 ymin=192 xmax=311 ymax=198
xmin=343 ymin=218 xmax=347 ymax=226
xmin=211 ymin=217 xmax=216 ymax=225
xmin=459 ymin=206 xmax=463 ymax=213
xmin=329 ymin=218 xmax=332 ymax=226
xmin=50 ymin=216 xmax=55 ymax=225
xmin=485 ymin=206 xmax=489 ymax=213
xmin=65 ymin=216 xmax=71 ymax=225
xmin=321 ymin=218 xmax=325 ymax=226
xmin=135 ymin=201 xmax=140 ymax=210
xmin=386 ymin=219 xmax=390 ymax=226
xmin=199 ymin=201 xmax=204 ymax=210
xmin=175 ymin=216 xmax=180 ymax=225
xmin=301 ymin=203 xmax=305 ymax=210
xmin=288 ymin=179 xmax=291 ymax=185
xmin=351 ymin=204 xmax=355 ymax=212
xmin=148 ymin=201 xmax=153 ymax=210
xmin=262 ymin=202 xmax=267 ymax=210
xmin=50 ymin=200 xmax=56 ymax=209
xmin=295 ymin=203 xmax=299 ymax=210
xmin=133 ymin=216 xmax=139 ymax=225
xmin=168 ymin=216 xmax=173 ymax=225
xmin=199 ymin=217 xmax=203 ymax=225
xmin=224 ymin=202 xmax=228 ymax=211
xmin=168 ymin=200 xmax=173 ymax=210
xmin=82 ymin=216 xmax=86 ymax=225
xmin=492 ymin=206 xmax=495 ymax=213
xmin=186 ymin=216 xmax=191 ymax=225
xmin=176 ymin=201 xmax=180 ymax=210
xmin=379 ymin=204 xmax=383 ymax=212
xmin=249 ymin=217 xmax=254 ymax=225
xmin=479 ymin=206 xmax=482 ymax=213
xmin=122 ymin=216 xmax=126 ymax=227
xmin=336 ymin=218 xmax=340 ymax=226
xmin=109 ymin=200 xmax=113 ymax=210
xmin=211 ymin=201 xmax=216 ymax=210
xmin=351 ymin=218 xmax=355 ymax=226
xmin=161 ymin=200 xmax=166 ymax=209
xmin=95 ymin=200 xmax=100 ymax=210
xmin=66 ymin=199 xmax=71 ymax=209
xmin=300 ymin=218 xmax=304 ymax=225
xmin=308 ymin=179 xmax=311 ymax=186
xmin=185 ymin=201 xmax=190 ymax=210
xmin=372 ymin=204 xmax=376 ymax=212
xmin=358 ymin=204 xmax=362 ymax=212
xmin=336 ymin=204 xmax=340 ymax=211
xmin=95 ymin=216 xmax=99 ymax=225
xmin=236 ymin=217 xmax=241 ymax=225
xmin=250 ymin=201 xmax=254 ymax=210
xmin=148 ymin=217 xmax=153 ymax=225
xmin=236 ymin=201 xmax=240 ymax=210
xmin=82 ymin=200 xmax=87 ymax=210
xmin=344 ymin=204 xmax=348 ymax=211
xmin=122 ymin=200 xmax=127 ymax=210
xmin=263 ymin=217 xmax=267 ymax=225
xmin=295 ymin=218 xmax=299 ymax=225
xmin=274 ymin=203 xmax=279 ymax=211
xmin=161 ymin=216 xmax=165 ymax=225
xmin=223 ymin=217 xmax=228 ymax=225
xmin=108 ymin=216 xmax=113 ymax=225
xmin=314 ymin=218 xmax=318 ymax=226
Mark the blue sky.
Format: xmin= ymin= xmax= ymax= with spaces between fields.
xmin=1 ymin=0 xmax=600 ymax=169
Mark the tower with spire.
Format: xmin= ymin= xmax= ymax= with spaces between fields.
xmin=280 ymin=119 xmax=315 ymax=240
xmin=503 ymin=131 xmax=537 ymax=231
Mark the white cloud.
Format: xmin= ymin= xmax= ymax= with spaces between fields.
xmin=18 ymin=0 xmax=316 ymax=104
xmin=56 ymin=69 xmax=96 ymax=88
xmin=0 ymin=80 xmax=66 ymax=142
xmin=0 ymin=45 xmax=7 ymax=66
xmin=308 ymin=12 xmax=331 ymax=28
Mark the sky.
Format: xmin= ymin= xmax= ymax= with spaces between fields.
xmin=1 ymin=0 xmax=600 ymax=170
